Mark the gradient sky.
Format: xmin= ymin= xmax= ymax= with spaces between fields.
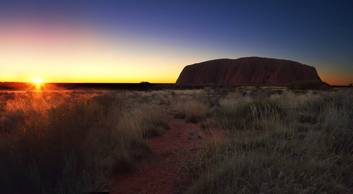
xmin=0 ymin=0 xmax=352 ymax=85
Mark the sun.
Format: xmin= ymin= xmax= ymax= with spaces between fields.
xmin=32 ymin=77 xmax=44 ymax=90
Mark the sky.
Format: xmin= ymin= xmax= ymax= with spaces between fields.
xmin=0 ymin=0 xmax=352 ymax=85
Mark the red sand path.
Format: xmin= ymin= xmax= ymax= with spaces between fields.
xmin=111 ymin=118 xmax=220 ymax=194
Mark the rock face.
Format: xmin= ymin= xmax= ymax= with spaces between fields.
xmin=176 ymin=57 xmax=324 ymax=86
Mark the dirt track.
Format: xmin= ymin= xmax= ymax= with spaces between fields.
xmin=111 ymin=118 xmax=212 ymax=194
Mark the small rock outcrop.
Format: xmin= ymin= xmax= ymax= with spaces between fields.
xmin=176 ymin=57 xmax=324 ymax=87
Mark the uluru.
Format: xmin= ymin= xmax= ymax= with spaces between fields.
xmin=176 ymin=57 xmax=325 ymax=87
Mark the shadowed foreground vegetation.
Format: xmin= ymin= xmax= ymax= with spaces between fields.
xmin=185 ymin=88 xmax=353 ymax=194
xmin=0 ymin=91 xmax=169 ymax=193
xmin=0 ymin=87 xmax=352 ymax=193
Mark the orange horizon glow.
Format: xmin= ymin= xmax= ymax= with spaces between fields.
xmin=1 ymin=68 xmax=351 ymax=86
xmin=1 ymin=72 xmax=348 ymax=85
xmin=0 ymin=22 xmax=194 ymax=84
xmin=1 ymin=72 xmax=350 ymax=86
xmin=319 ymin=72 xmax=353 ymax=86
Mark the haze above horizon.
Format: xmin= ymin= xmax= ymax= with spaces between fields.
xmin=0 ymin=0 xmax=352 ymax=85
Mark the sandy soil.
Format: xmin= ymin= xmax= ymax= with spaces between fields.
xmin=111 ymin=118 xmax=220 ymax=194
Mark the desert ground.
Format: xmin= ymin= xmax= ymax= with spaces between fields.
xmin=1 ymin=87 xmax=352 ymax=194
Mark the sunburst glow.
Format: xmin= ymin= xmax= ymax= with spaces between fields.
xmin=32 ymin=77 xmax=44 ymax=90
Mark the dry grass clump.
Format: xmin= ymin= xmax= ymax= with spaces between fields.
xmin=117 ymin=104 xmax=169 ymax=138
xmin=172 ymin=99 xmax=210 ymax=123
xmin=217 ymin=97 xmax=286 ymax=131
xmin=169 ymin=90 xmax=210 ymax=123
xmin=318 ymin=90 xmax=353 ymax=154
xmin=186 ymin=88 xmax=353 ymax=194
xmin=0 ymin=91 xmax=168 ymax=194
